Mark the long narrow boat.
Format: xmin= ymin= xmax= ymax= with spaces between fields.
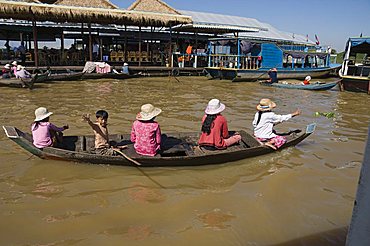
xmin=339 ymin=37 xmax=370 ymax=94
xmin=260 ymin=79 xmax=340 ymax=90
xmin=45 ymin=71 xmax=84 ymax=82
xmin=0 ymin=72 xmax=48 ymax=89
xmin=2 ymin=124 xmax=315 ymax=167
xmin=81 ymin=72 xmax=140 ymax=80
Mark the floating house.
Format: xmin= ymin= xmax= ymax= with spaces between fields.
xmin=0 ymin=0 xmax=331 ymax=75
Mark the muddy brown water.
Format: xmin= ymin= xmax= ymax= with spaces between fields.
xmin=0 ymin=76 xmax=369 ymax=245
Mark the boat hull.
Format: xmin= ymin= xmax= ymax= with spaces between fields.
xmin=3 ymin=126 xmax=312 ymax=167
xmin=260 ymin=80 xmax=340 ymax=90
xmin=205 ymin=67 xmax=337 ymax=82
xmin=46 ymin=72 xmax=84 ymax=82
xmin=340 ymin=75 xmax=370 ymax=94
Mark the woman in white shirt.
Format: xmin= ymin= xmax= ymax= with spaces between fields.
xmin=253 ymin=98 xmax=300 ymax=150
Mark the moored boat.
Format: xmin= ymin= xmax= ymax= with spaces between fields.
xmin=81 ymin=72 xmax=141 ymax=80
xmin=205 ymin=38 xmax=340 ymax=82
xmin=3 ymin=124 xmax=315 ymax=167
xmin=45 ymin=71 xmax=85 ymax=82
xmin=260 ymin=79 xmax=340 ymax=90
xmin=339 ymin=37 xmax=370 ymax=94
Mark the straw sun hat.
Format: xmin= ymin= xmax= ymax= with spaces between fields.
xmin=34 ymin=107 xmax=53 ymax=121
xmin=205 ymin=98 xmax=225 ymax=115
xmin=256 ymin=98 xmax=276 ymax=112
xmin=12 ymin=61 xmax=17 ymax=66
xmin=305 ymin=76 xmax=312 ymax=81
xmin=136 ymin=104 xmax=162 ymax=121
xmin=4 ymin=64 xmax=10 ymax=69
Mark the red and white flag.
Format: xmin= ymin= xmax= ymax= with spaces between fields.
xmin=315 ymin=34 xmax=320 ymax=45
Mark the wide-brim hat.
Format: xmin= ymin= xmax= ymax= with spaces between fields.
xmin=305 ymin=75 xmax=311 ymax=81
xmin=136 ymin=104 xmax=162 ymax=121
xmin=4 ymin=64 xmax=10 ymax=69
xmin=205 ymin=98 xmax=225 ymax=115
xmin=256 ymin=98 xmax=276 ymax=111
xmin=34 ymin=107 xmax=53 ymax=121
xmin=12 ymin=61 xmax=17 ymax=66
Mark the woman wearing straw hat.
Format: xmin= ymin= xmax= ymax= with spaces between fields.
xmin=198 ymin=99 xmax=241 ymax=150
xmin=11 ymin=61 xmax=18 ymax=77
xmin=131 ymin=104 xmax=162 ymax=156
xmin=2 ymin=64 xmax=11 ymax=79
xmin=31 ymin=107 xmax=69 ymax=148
xmin=253 ymin=98 xmax=300 ymax=150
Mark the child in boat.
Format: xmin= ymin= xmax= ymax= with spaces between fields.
xmin=31 ymin=107 xmax=69 ymax=148
xmin=301 ymin=75 xmax=311 ymax=85
xmin=82 ymin=110 xmax=120 ymax=156
xmin=131 ymin=104 xmax=162 ymax=156
xmin=253 ymin=98 xmax=300 ymax=150
xmin=198 ymin=99 xmax=241 ymax=150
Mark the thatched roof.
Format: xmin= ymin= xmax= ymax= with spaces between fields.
xmin=0 ymin=0 xmax=192 ymax=27
xmin=128 ymin=0 xmax=181 ymax=15
xmin=54 ymin=0 xmax=118 ymax=9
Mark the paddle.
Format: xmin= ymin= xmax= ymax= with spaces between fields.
xmin=112 ymin=148 xmax=141 ymax=166
xmin=112 ymin=148 xmax=166 ymax=189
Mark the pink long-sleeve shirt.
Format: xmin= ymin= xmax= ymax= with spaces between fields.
xmin=31 ymin=122 xmax=64 ymax=148
xmin=130 ymin=120 xmax=161 ymax=156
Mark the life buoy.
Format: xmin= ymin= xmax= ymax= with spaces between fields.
xmin=171 ymin=68 xmax=180 ymax=77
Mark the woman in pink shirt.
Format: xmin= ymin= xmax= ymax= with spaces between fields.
xmin=131 ymin=104 xmax=162 ymax=156
xmin=198 ymin=99 xmax=241 ymax=149
xmin=31 ymin=107 xmax=69 ymax=148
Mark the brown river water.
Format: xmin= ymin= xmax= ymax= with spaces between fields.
xmin=0 ymin=76 xmax=369 ymax=245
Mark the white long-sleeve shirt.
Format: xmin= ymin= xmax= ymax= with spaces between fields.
xmin=253 ymin=111 xmax=292 ymax=139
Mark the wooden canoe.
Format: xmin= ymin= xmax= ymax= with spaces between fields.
xmin=2 ymin=124 xmax=315 ymax=167
xmin=81 ymin=72 xmax=140 ymax=80
xmin=45 ymin=71 xmax=84 ymax=82
xmin=260 ymin=80 xmax=340 ymax=90
xmin=0 ymin=72 xmax=48 ymax=89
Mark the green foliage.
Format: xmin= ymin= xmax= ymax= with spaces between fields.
xmin=315 ymin=112 xmax=335 ymax=118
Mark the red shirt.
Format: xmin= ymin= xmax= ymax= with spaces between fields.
xmin=198 ymin=114 xmax=229 ymax=149
xmin=303 ymin=79 xmax=310 ymax=85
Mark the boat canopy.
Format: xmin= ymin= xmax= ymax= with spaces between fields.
xmin=347 ymin=37 xmax=370 ymax=54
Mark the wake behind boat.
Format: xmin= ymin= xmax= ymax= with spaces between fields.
xmin=260 ymin=79 xmax=340 ymax=90
xmin=3 ymin=124 xmax=315 ymax=167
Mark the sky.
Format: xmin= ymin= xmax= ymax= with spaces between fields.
xmin=111 ymin=0 xmax=370 ymax=52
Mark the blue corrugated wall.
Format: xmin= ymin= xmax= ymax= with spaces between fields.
xmin=261 ymin=43 xmax=283 ymax=68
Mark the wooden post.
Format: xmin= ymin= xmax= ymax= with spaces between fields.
xmin=61 ymin=31 xmax=64 ymax=64
xmin=124 ymin=25 xmax=127 ymax=63
xmin=139 ymin=26 xmax=142 ymax=67
xmin=169 ymin=25 xmax=172 ymax=67
xmin=88 ymin=23 xmax=92 ymax=61
xmin=81 ymin=23 xmax=84 ymax=62
xmin=32 ymin=19 xmax=39 ymax=67
xmin=99 ymin=37 xmax=103 ymax=61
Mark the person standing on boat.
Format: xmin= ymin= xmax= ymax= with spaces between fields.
xmin=253 ymin=99 xmax=300 ymax=150
xmin=198 ymin=99 xmax=241 ymax=150
xmin=301 ymin=76 xmax=311 ymax=85
xmin=266 ymin=68 xmax=278 ymax=83
xmin=131 ymin=104 xmax=162 ymax=156
xmin=18 ymin=41 xmax=26 ymax=65
xmin=31 ymin=107 xmax=69 ymax=148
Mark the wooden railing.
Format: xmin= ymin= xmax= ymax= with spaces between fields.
xmin=208 ymin=55 xmax=261 ymax=69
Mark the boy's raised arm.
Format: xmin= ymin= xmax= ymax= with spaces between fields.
xmin=82 ymin=114 xmax=95 ymax=128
